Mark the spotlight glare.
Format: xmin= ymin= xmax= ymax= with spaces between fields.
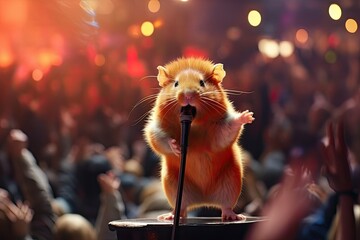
xmin=141 ymin=21 xmax=155 ymax=37
xmin=345 ymin=18 xmax=358 ymax=33
xmin=248 ymin=10 xmax=262 ymax=27
xmin=328 ymin=4 xmax=342 ymax=20
xmin=295 ymin=28 xmax=308 ymax=44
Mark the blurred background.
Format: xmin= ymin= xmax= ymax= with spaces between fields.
xmin=0 ymin=0 xmax=359 ymax=221
xmin=1 ymin=0 xmax=359 ymax=159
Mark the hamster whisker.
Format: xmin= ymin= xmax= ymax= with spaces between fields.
xmin=140 ymin=75 xmax=158 ymax=81
xmin=223 ymin=89 xmax=253 ymax=95
xmin=201 ymin=100 xmax=225 ymax=116
xmin=151 ymin=87 xmax=162 ymax=91
xmin=204 ymin=74 xmax=213 ymax=82
xmin=131 ymin=108 xmax=154 ymax=126
xmin=200 ymin=95 xmax=226 ymax=109
xmin=200 ymin=97 xmax=228 ymax=114
xmin=129 ymin=94 xmax=158 ymax=118
xmin=198 ymin=99 xmax=214 ymax=115
xmin=200 ymin=90 xmax=223 ymax=96
xmin=134 ymin=94 xmax=159 ymax=107
xmin=128 ymin=92 xmax=164 ymax=125
xmin=160 ymin=99 xmax=177 ymax=120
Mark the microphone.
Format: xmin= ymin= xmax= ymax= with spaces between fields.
xmin=171 ymin=105 xmax=196 ymax=240
xmin=180 ymin=105 xmax=196 ymax=123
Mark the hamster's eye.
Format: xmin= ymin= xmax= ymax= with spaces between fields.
xmin=174 ymin=81 xmax=179 ymax=87
xmin=199 ymin=80 xmax=205 ymax=87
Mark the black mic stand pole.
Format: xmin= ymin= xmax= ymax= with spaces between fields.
xmin=171 ymin=105 xmax=195 ymax=240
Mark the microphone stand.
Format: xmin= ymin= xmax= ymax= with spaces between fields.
xmin=171 ymin=105 xmax=196 ymax=240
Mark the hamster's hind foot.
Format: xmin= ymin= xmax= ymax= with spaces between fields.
xmin=157 ymin=210 xmax=187 ymax=221
xmin=221 ymin=207 xmax=246 ymax=221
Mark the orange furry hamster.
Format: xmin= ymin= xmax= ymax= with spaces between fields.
xmin=144 ymin=57 xmax=254 ymax=221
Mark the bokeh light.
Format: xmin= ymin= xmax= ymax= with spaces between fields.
xmin=328 ymin=3 xmax=342 ymax=20
xmin=37 ymin=50 xmax=62 ymax=69
xmin=226 ymin=27 xmax=242 ymax=41
xmin=94 ymin=54 xmax=106 ymax=66
xmin=148 ymin=0 xmax=160 ymax=13
xmin=325 ymin=50 xmax=337 ymax=63
xmin=345 ymin=18 xmax=358 ymax=33
xmin=248 ymin=10 xmax=261 ymax=27
xmin=279 ymin=41 xmax=294 ymax=57
xmin=0 ymin=49 xmax=14 ymax=68
xmin=295 ymin=28 xmax=309 ymax=44
xmin=258 ymin=39 xmax=279 ymax=58
xmin=141 ymin=21 xmax=155 ymax=37
xmin=32 ymin=69 xmax=44 ymax=81
xmin=128 ymin=24 xmax=141 ymax=38
xmin=153 ymin=19 xmax=164 ymax=28
xmin=88 ymin=0 xmax=114 ymax=15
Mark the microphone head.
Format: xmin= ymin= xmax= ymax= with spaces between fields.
xmin=180 ymin=105 xmax=196 ymax=122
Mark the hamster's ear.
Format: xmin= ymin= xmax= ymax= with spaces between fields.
xmin=212 ymin=63 xmax=226 ymax=83
xmin=157 ymin=66 xmax=169 ymax=87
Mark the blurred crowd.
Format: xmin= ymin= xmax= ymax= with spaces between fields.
xmin=1 ymin=0 xmax=360 ymax=240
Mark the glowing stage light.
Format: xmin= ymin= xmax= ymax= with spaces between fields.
xmin=148 ymin=0 xmax=160 ymax=13
xmin=279 ymin=41 xmax=294 ymax=57
xmin=0 ymin=50 xmax=14 ymax=68
xmin=94 ymin=54 xmax=105 ymax=66
xmin=258 ymin=39 xmax=279 ymax=58
xmin=328 ymin=4 xmax=342 ymax=20
xmin=32 ymin=69 xmax=44 ymax=81
xmin=345 ymin=18 xmax=358 ymax=33
xmin=295 ymin=28 xmax=308 ymax=44
xmin=141 ymin=21 xmax=154 ymax=37
xmin=128 ymin=25 xmax=141 ymax=38
xmin=248 ymin=10 xmax=261 ymax=27
xmin=153 ymin=19 xmax=163 ymax=28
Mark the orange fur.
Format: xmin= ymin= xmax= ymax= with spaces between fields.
xmin=143 ymin=57 xmax=254 ymax=220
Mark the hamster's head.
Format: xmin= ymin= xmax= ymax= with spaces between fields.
xmin=155 ymin=58 xmax=228 ymax=121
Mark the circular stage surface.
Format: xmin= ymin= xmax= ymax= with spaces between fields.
xmin=109 ymin=216 xmax=267 ymax=240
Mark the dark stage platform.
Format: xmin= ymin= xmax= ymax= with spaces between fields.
xmin=109 ymin=216 xmax=267 ymax=240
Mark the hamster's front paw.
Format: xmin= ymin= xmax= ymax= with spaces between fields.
xmin=168 ymin=139 xmax=181 ymax=156
xmin=238 ymin=110 xmax=255 ymax=125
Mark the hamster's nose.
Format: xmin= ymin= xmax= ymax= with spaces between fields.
xmin=179 ymin=90 xmax=197 ymax=106
xmin=185 ymin=92 xmax=194 ymax=101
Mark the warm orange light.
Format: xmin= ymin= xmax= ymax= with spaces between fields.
xmin=32 ymin=69 xmax=44 ymax=81
xmin=128 ymin=25 xmax=141 ymax=38
xmin=0 ymin=0 xmax=28 ymax=27
xmin=141 ymin=21 xmax=154 ymax=37
xmin=248 ymin=10 xmax=262 ymax=27
xmin=0 ymin=50 xmax=14 ymax=68
xmin=148 ymin=0 xmax=160 ymax=13
xmin=37 ymin=50 xmax=62 ymax=68
xmin=153 ymin=19 xmax=164 ymax=28
xmin=345 ymin=18 xmax=358 ymax=33
xmin=94 ymin=54 xmax=105 ymax=66
xmin=295 ymin=28 xmax=308 ymax=44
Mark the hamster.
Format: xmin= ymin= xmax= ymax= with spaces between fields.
xmin=143 ymin=57 xmax=254 ymax=221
